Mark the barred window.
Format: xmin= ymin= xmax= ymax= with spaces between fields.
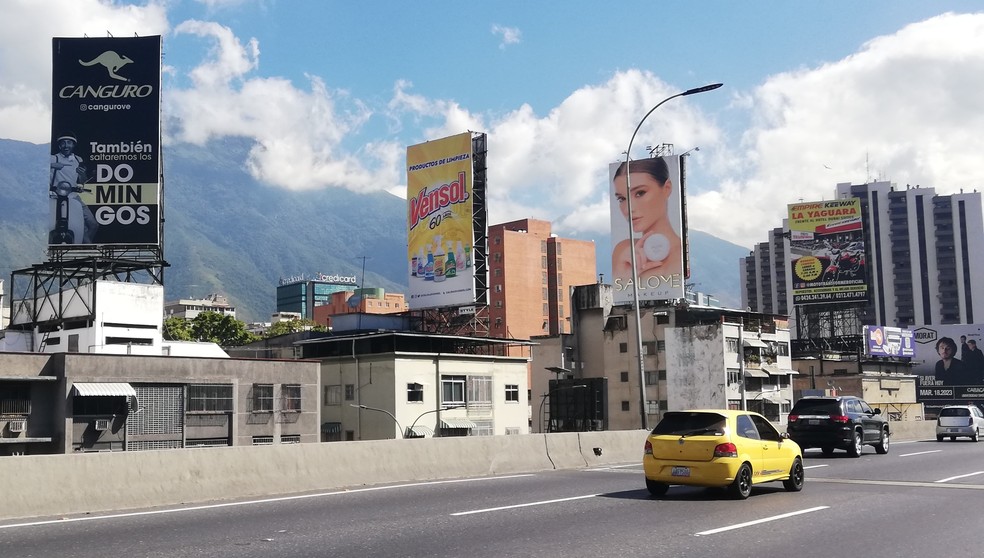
xmin=187 ymin=384 xmax=233 ymax=412
xmin=344 ymin=384 xmax=355 ymax=401
xmin=0 ymin=384 xmax=31 ymax=415
xmin=442 ymin=375 xmax=466 ymax=405
xmin=282 ymin=384 xmax=301 ymax=412
xmin=468 ymin=376 xmax=493 ymax=407
xmin=252 ymin=384 xmax=274 ymax=412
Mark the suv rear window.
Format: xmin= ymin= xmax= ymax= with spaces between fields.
xmin=652 ymin=412 xmax=726 ymax=435
xmin=940 ymin=407 xmax=971 ymax=417
xmin=791 ymin=399 xmax=841 ymax=415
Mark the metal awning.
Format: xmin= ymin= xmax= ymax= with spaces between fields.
xmin=743 ymin=368 xmax=769 ymax=378
xmin=783 ymin=369 xmax=799 ymax=375
xmin=441 ymin=417 xmax=477 ymax=429
xmin=321 ymin=422 xmax=342 ymax=434
xmin=742 ymin=338 xmax=768 ymax=348
xmin=763 ymin=393 xmax=791 ymax=404
xmin=406 ymin=425 xmax=434 ymax=438
xmin=72 ymin=382 xmax=137 ymax=398
xmin=761 ymin=363 xmax=782 ymax=375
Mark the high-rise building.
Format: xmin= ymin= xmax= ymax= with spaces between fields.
xmin=742 ymin=181 xmax=984 ymax=330
xmin=487 ymin=218 xmax=597 ymax=339
xmin=276 ymin=274 xmax=359 ymax=319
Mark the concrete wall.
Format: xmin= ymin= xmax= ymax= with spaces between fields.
xmin=0 ymin=422 xmax=937 ymax=522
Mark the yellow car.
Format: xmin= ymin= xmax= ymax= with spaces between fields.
xmin=643 ymin=409 xmax=804 ymax=499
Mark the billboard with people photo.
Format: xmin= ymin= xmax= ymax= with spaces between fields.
xmin=788 ymin=199 xmax=868 ymax=305
xmin=609 ymin=156 xmax=685 ymax=305
xmin=911 ymin=324 xmax=984 ymax=417
xmin=49 ymin=36 xmax=161 ymax=248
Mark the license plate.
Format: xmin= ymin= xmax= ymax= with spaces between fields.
xmin=671 ymin=466 xmax=690 ymax=477
xmin=948 ymin=428 xmax=957 ymax=433
xmin=808 ymin=419 xmax=821 ymax=425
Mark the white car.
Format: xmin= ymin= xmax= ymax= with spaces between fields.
xmin=936 ymin=405 xmax=984 ymax=442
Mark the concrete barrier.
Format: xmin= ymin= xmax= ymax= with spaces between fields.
xmin=0 ymin=423 xmax=934 ymax=522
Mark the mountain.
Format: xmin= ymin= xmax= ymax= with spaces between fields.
xmin=0 ymin=138 xmax=749 ymax=321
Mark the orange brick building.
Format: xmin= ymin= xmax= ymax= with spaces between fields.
xmin=312 ymin=288 xmax=408 ymax=328
xmin=487 ymin=219 xmax=597 ymax=339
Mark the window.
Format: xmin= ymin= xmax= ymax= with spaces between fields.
xmin=505 ymin=427 xmax=520 ymax=435
xmin=468 ymin=376 xmax=493 ymax=407
xmin=620 ymin=371 xmax=629 ymax=382
xmin=187 ymin=384 xmax=233 ymax=412
xmin=657 ymin=340 xmax=665 ymax=352
xmin=619 ymin=342 xmax=628 ymax=353
xmin=281 ymin=434 xmax=301 ymax=444
xmin=541 ymin=240 xmax=547 ymax=252
xmin=442 ymin=375 xmax=466 ymax=405
xmin=505 ymin=384 xmax=519 ymax=402
xmin=495 ymin=300 xmax=503 ymax=308
xmin=646 ymin=400 xmax=659 ymax=415
xmin=643 ymin=341 xmax=656 ymax=355
xmin=495 ymin=285 xmax=502 ymax=292
xmin=645 ymin=371 xmax=659 ymax=385
xmin=282 ymin=384 xmax=301 ymax=412
xmin=252 ymin=384 xmax=274 ymax=412
xmin=0 ymin=384 xmax=31 ymax=414
xmin=727 ymin=368 xmax=741 ymax=385
xmin=726 ymin=337 xmax=739 ymax=353
xmin=252 ymin=436 xmax=274 ymax=445
xmin=621 ymin=401 xmax=630 ymax=412
xmin=407 ymin=383 xmax=424 ymax=402
xmin=344 ymin=384 xmax=355 ymax=401
xmin=737 ymin=415 xmax=760 ymax=439
xmin=495 ymin=317 xmax=502 ymax=328
xmin=541 ymin=256 xmax=547 ymax=267
xmin=495 ymin=268 xmax=502 ymax=277
xmin=324 ymin=385 xmax=342 ymax=406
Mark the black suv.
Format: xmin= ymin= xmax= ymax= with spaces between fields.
xmin=786 ymin=396 xmax=890 ymax=457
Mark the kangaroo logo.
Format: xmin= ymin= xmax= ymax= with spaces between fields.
xmin=79 ymin=51 xmax=133 ymax=82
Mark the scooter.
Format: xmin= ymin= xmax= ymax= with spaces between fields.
xmin=49 ymin=180 xmax=92 ymax=245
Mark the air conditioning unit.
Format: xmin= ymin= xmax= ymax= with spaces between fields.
xmin=94 ymin=419 xmax=111 ymax=431
xmin=8 ymin=420 xmax=26 ymax=433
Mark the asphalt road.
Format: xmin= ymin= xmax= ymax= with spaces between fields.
xmin=2 ymin=438 xmax=983 ymax=558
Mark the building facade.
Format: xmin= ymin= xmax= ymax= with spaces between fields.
xmin=164 ymin=293 xmax=236 ymax=320
xmin=487 ymin=218 xmax=597 ymax=340
xmin=742 ymin=181 xmax=984 ymax=330
xmin=311 ymin=288 xmax=408 ymax=327
xmin=276 ymin=276 xmax=360 ymax=319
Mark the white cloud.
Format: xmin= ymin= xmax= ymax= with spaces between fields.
xmin=491 ymin=24 xmax=522 ymax=49
xmin=0 ymin=0 xmax=168 ymax=142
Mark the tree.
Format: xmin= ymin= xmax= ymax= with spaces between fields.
xmin=162 ymin=316 xmax=193 ymax=341
xmin=265 ymin=318 xmax=327 ymax=338
xmin=189 ymin=311 xmax=259 ymax=346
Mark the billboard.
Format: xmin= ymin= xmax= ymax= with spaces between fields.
xmin=406 ymin=132 xmax=477 ymax=310
xmin=911 ymin=324 xmax=984 ymax=416
xmin=610 ymin=157 xmax=685 ymax=305
xmin=788 ymin=199 xmax=868 ymax=305
xmin=863 ymin=325 xmax=915 ymax=357
xmin=49 ymin=36 xmax=161 ymax=248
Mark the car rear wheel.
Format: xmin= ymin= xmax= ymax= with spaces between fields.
xmin=646 ymin=479 xmax=669 ymax=497
xmin=972 ymin=429 xmax=979 ymax=443
xmin=848 ymin=430 xmax=863 ymax=457
xmin=950 ymin=436 xmax=957 ymax=441
xmin=875 ymin=428 xmax=890 ymax=454
xmin=936 ymin=435 xmax=944 ymax=442
xmin=729 ymin=463 xmax=753 ymax=499
xmin=783 ymin=457 xmax=804 ymax=492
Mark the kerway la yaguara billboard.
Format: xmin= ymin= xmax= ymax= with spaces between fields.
xmin=788 ymin=198 xmax=868 ymax=305
xmin=406 ymin=132 xmax=477 ymax=311
xmin=49 ymin=36 xmax=161 ymax=247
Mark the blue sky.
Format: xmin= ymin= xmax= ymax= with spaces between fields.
xmin=3 ymin=0 xmax=984 ymax=250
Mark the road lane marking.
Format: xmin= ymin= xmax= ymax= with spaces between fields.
xmin=899 ymin=450 xmax=943 ymax=457
xmin=803 ymin=464 xmax=828 ymax=470
xmin=811 ymin=478 xmax=984 ymax=490
xmin=451 ymin=494 xmax=598 ymax=516
xmin=0 ymin=474 xmax=536 ymax=530
xmin=935 ymin=471 xmax=984 ymax=483
xmin=694 ymin=506 xmax=829 ymax=536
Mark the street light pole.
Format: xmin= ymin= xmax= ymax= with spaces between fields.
xmin=407 ymin=404 xmax=464 ymax=438
xmin=624 ymin=83 xmax=723 ymax=431
xmin=350 ymin=404 xmax=404 ymax=439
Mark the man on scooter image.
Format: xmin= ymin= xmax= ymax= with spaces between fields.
xmin=49 ymin=132 xmax=98 ymax=244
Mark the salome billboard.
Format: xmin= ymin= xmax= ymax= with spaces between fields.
xmin=406 ymin=132 xmax=477 ymax=310
xmin=609 ymin=156 xmax=685 ymax=304
xmin=49 ymin=36 xmax=161 ymax=248
xmin=788 ymin=198 xmax=868 ymax=305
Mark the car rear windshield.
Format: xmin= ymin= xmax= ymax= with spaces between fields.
xmin=652 ymin=412 xmax=726 ymax=436
xmin=791 ymin=399 xmax=841 ymax=415
xmin=940 ymin=407 xmax=971 ymax=417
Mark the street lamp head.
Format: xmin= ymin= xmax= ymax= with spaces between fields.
xmin=682 ymin=83 xmax=724 ymax=96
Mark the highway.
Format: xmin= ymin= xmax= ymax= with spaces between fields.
xmin=2 ymin=438 xmax=983 ymax=558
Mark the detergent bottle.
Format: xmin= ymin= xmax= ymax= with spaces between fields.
xmin=445 ymin=241 xmax=457 ymax=279
xmin=424 ymin=244 xmax=434 ymax=281
xmin=433 ymin=235 xmax=446 ymax=282
xmin=456 ymin=241 xmax=465 ymax=272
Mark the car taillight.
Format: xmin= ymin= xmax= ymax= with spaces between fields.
xmin=788 ymin=414 xmax=799 ymax=422
xmin=830 ymin=415 xmax=850 ymax=423
xmin=968 ymin=418 xmax=974 ymax=427
xmin=713 ymin=442 xmax=738 ymax=458
xmin=644 ymin=440 xmax=653 ymax=455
